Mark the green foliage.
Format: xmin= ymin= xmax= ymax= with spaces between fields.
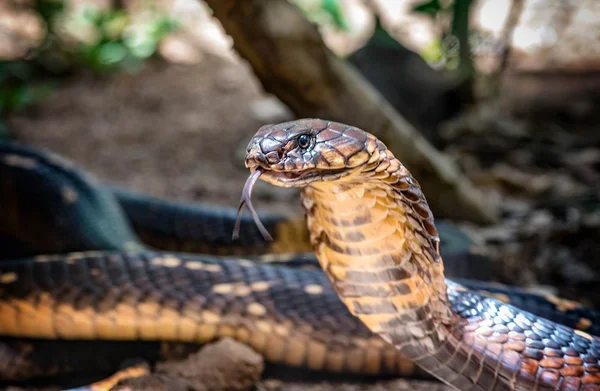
xmin=72 ymin=6 xmax=178 ymax=74
xmin=0 ymin=62 xmax=56 ymax=136
xmin=292 ymin=0 xmax=348 ymax=31
xmin=320 ymin=0 xmax=348 ymax=30
xmin=413 ymin=0 xmax=474 ymax=74
xmin=420 ymin=40 xmax=446 ymax=65
xmin=0 ymin=0 xmax=65 ymax=135
xmin=0 ymin=67 xmax=56 ymax=109
xmin=0 ymin=0 xmax=178 ymax=135
xmin=0 ymin=63 xmax=40 ymax=114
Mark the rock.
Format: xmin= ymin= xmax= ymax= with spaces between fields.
xmin=111 ymin=374 xmax=189 ymax=391
xmin=256 ymin=378 xmax=453 ymax=390
xmin=111 ymin=338 xmax=263 ymax=391
xmin=162 ymin=338 xmax=263 ymax=391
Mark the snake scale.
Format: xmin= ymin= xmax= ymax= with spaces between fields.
xmin=0 ymin=119 xmax=599 ymax=390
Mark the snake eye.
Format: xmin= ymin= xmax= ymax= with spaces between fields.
xmin=298 ymin=134 xmax=311 ymax=149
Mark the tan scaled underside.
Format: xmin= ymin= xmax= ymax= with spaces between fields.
xmin=303 ymin=145 xmax=453 ymax=352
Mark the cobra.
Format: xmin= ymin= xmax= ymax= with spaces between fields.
xmin=239 ymin=118 xmax=600 ymax=391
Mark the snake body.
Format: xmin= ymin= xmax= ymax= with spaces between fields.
xmin=0 ymin=251 xmax=423 ymax=380
xmin=0 ymin=141 xmax=311 ymax=259
xmin=0 ymin=128 xmax=599 ymax=388
xmin=113 ymin=187 xmax=311 ymax=256
xmin=242 ymin=119 xmax=600 ymax=390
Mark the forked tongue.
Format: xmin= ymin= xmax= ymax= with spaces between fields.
xmin=232 ymin=168 xmax=273 ymax=241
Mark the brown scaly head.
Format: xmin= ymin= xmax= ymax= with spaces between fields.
xmin=237 ymin=118 xmax=456 ymax=357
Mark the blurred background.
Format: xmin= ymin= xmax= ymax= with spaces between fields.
xmin=1 ymin=0 xmax=600 ymax=389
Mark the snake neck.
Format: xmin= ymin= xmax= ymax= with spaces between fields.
xmin=301 ymin=145 xmax=458 ymax=359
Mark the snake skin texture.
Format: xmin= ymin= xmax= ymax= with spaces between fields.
xmin=0 ymin=251 xmax=422 ymax=380
xmin=0 ymin=139 xmax=486 ymax=271
xmin=451 ymin=279 xmax=600 ymax=337
xmin=243 ymin=119 xmax=600 ymax=391
xmin=113 ymin=188 xmax=311 ymax=256
xmin=0 ymin=252 xmax=597 ymax=381
xmin=0 ymin=141 xmax=310 ymax=259
xmin=445 ymin=280 xmax=600 ymax=390
xmin=0 ymin=142 xmax=141 ymax=257
xmin=2 ymin=137 xmax=600 ymax=386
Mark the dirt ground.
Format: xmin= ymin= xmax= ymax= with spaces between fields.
xmin=9 ymin=56 xmax=303 ymax=216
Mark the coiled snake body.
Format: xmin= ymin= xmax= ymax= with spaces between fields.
xmin=0 ymin=120 xmax=599 ymax=390
xmin=241 ymin=119 xmax=600 ymax=391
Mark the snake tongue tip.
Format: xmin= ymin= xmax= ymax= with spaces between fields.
xmin=260 ymin=227 xmax=274 ymax=242
xmin=233 ymin=167 xmax=273 ymax=242
xmin=232 ymin=199 xmax=246 ymax=240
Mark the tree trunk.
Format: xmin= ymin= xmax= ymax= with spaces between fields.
xmin=203 ymin=0 xmax=497 ymax=224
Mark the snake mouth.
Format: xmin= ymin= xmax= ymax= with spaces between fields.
xmin=232 ymin=167 xmax=345 ymax=241
xmin=262 ymin=169 xmax=313 ymax=184
xmin=231 ymin=167 xmax=308 ymax=242
xmin=259 ymin=168 xmax=348 ymax=187
xmin=233 ymin=161 xmax=351 ymax=241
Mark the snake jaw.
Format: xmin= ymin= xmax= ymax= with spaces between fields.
xmin=257 ymin=169 xmax=352 ymax=188
xmin=233 ymin=163 xmax=347 ymax=241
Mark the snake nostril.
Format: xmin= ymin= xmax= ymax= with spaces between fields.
xmin=265 ymin=151 xmax=279 ymax=164
xmin=256 ymin=153 xmax=269 ymax=166
xmin=245 ymin=146 xmax=270 ymax=168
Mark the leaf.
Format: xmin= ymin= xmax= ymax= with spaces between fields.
xmin=102 ymin=10 xmax=129 ymax=40
xmin=129 ymin=38 xmax=156 ymax=59
xmin=150 ymin=17 xmax=179 ymax=40
xmin=97 ymin=42 xmax=128 ymax=65
xmin=321 ymin=0 xmax=348 ymax=30
xmin=420 ymin=40 xmax=444 ymax=64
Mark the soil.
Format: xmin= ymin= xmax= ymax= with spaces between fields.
xmin=9 ymin=56 xmax=301 ymax=217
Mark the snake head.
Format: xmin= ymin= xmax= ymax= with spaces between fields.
xmin=244 ymin=118 xmax=378 ymax=187
xmin=233 ymin=119 xmax=382 ymax=241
